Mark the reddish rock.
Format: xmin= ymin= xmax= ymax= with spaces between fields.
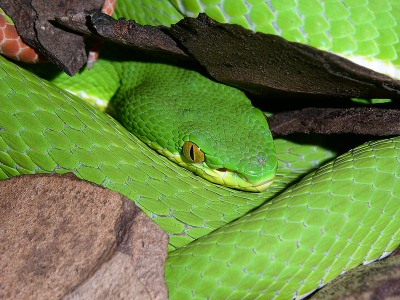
xmin=0 ymin=174 xmax=168 ymax=299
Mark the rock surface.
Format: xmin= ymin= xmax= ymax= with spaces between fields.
xmin=311 ymin=250 xmax=400 ymax=300
xmin=0 ymin=173 xmax=168 ymax=299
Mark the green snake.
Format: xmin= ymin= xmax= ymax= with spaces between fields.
xmin=1 ymin=0 xmax=400 ymax=298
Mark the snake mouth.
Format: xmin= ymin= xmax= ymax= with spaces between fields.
xmin=159 ymin=148 xmax=275 ymax=192
xmin=214 ymin=167 xmax=275 ymax=192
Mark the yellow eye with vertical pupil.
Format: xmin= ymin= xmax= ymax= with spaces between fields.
xmin=183 ymin=141 xmax=205 ymax=163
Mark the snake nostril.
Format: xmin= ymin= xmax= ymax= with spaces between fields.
xmin=216 ymin=168 xmax=228 ymax=172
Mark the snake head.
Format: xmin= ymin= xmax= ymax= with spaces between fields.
xmin=175 ymin=109 xmax=277 ymax=192
xmin=113 ymin=63 xmax=277 ymax=192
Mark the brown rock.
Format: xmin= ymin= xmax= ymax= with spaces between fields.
xmin=311 ymin=250 xmax=400 ymax=300
xmin=0 ymin=174 xmax=169 ymax=299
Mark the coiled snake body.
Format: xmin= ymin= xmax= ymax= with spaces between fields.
xmin=1 ymin=0 xmax=400 ymax=299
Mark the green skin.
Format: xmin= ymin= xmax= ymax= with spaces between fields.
xmin=1 ymin=0 xmax=400 ymax=299
xmin=111 ymin=61 xmax=277 ymax=191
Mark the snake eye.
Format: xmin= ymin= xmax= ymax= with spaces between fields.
xmin=183 ymin=141 xmax=205 ymax=163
